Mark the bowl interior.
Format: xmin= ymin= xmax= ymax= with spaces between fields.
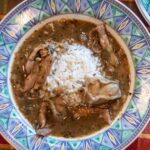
xmin=8 ymin=14 xmax=135 ymax=140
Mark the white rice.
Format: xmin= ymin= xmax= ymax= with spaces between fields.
xmin=47 ymin=43 xmax=102 ymax=93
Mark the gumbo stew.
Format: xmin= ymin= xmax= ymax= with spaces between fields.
xmin=11 ymin=18 xmax=130 ymax=138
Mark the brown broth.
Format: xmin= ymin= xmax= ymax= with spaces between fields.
xmin=11 ymin=19 xmax=130 ymax=138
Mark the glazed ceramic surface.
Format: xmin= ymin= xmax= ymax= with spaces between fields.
xmin=0 ymin=0 xmax=149 ymax=150
xmin=135 ymin=0 xmax=150 ymax=25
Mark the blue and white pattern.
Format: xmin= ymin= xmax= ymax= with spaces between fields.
xmin=0 ymin=0 xmax=149 ymax=149
xmin=135 ymin=0 xmax=150 ymax=25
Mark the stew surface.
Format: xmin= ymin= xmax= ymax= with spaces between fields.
xmin=11 ymin=18 xmax=130 ymax=138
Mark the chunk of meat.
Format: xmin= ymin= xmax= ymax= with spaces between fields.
xmin=34 ymin=55 xmax=52 ymax=90
xmin=83 ymin=78 xmax=121 ymax=105
xmin=23 ymin=47 xmax=52 ymax=92
xmin=72 ymin=107 xmax=111 ymax=124
xmin=39 ymin=102 xmax=49 ymax=128
xmin=99 ymin=109 xmax=111 ymax=124
xmin=98 ymin=83 xmax=121 ymax=99
xmin=40 ymin=48 xmax=49 ymax=58
xmin=54 ymin=97 xmax=66 ymax=113
xmin=23 ymin=74 xmax=37 ymax=92
xmin=50 ymin=97 xmax=67 ymax=120
xmin=89 ymin=24 xmax=118 ymax=66
xmin=25 ymin=46 xmax=49 ymax=74
xmin=94 ymin=25 xmax=111 ymax=51
xmin=36 ymin=128 xmax=51 ymax=137
xmin=52 ymin=87 xmax=64 ymax=95
xmin=80 ymin=32 xmax=88 ymax=45
xmin=47 ymin=23 xmax=55 ymax=32
xmin=25 ymin=60 xmax=35 ymax=74
xmin=25 ymin=47 xmax=41 ymax=74
xmin=88 ymin=30 xmax=101 ymax=54
xmin=88 ymin=80 xmax=101 ymax=96
xmin=86 ymin=82 xmax=121 ymax=105
xmin=22 ymin=63 xmax=40 ymax=92
xmin=50 ymin=101 xmax=60 ymax=119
